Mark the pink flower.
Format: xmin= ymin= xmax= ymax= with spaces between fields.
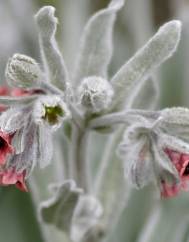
xmin=0 ymin=86 xmax=9 ymax=96
xmin=0 ymin=168 xmax=27 ymax=192
xmin=160 ymin=182 xmax=180 ymax=198
xmin=0 ymin=131 xmax=14 ymax=165
xmin=162 ymin=148 xmax=189 ymax=197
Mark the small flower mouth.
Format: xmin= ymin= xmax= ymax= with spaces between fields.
xmin=164 ymin=148 xmax=189 ymax=178
xmin=43 ymin=105 xmax=64 ymax=125
xmin=183 ymin=164 xmax=189 ymax=176
xmin=181 ymin=156 xmax=189 ymax=177
xmin=0 ymin=137 xmax=6 ymax=150
xmin=0 ymin=133 xmax=14 ymax=165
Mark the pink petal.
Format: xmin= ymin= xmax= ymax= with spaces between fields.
xmin=164 ymin=148 xmax=181 ymax=165
xmin=11 ymin=88 xmax=30 ymax=97
xmin=0 ymin=86 xmax=10 ymax=96
xmin=161 ymin=182 xmax=180 ymax=198
xmin=15 ymin=180 xmax=28 ymax=192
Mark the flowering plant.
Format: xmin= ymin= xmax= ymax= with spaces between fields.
xmin=1 ymin=0 xmax=188 ymax=242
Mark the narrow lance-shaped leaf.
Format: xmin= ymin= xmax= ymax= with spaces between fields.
xmin=39 ymin=180 xmax=83 ymax=233
xmin=73 ymin=0 xmax=124 ymax=84
xmin=160 ymin=107 xmax=189 ymax=126
xmin=35 ymin=6 xmax=69 ymax=91
xmin=158 ymin=107 xmax=189 ymax=140
xmin=111 ymin=20 xmax=182 ymax=110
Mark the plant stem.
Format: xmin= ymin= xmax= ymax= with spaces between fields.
xmin=69 ymin=124 xmax=90 ymax=193
xmin=0 ymin=95 xmax=39 ymax=105
xmin=89 ymin=110 xmax=160 ymax=129
xmin=94 ymin=126 xmax=134 ymax=242
xmin=41 ymin=80 xmax=65 ymax=96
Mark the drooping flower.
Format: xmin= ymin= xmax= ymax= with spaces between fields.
xmin=118 ymin=111 xmax=189 ymax=198
xmin=0 ymin=168 xmax=27 ymax=192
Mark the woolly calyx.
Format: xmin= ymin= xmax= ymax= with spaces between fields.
xmin=78 ymin=76 xmax=114 ymax=113
xmin=6 ymin=53 xmax=42 ymax=89
xmin=118 ymin=123 xmax=156 ymax=189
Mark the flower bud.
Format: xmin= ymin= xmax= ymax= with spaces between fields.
xmin=33 ymin=95 xmax=71 ymax=129
xmin=6 ymin=54 xmax=42 ymax=88
xmin=78 ymin=76 xmax=114 ymax=113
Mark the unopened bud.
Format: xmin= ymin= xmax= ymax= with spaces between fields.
xmin=78 ymin=76 xmax=114 ymax=113
xmin=6 ymin=54 xmax=42 ymax=88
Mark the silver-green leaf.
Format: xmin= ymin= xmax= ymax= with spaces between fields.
xmin=111 ymin=20 xmax=182 ymax=109
xmin=131 ymin=77 xmax=159 ymax=110
xmin=73 ymin=0 xmax=124 ymax=84
xmin=35 ymin=6 xmax=69 ymax=91
xmin=39 ymin=180 xmax=83 ymax=233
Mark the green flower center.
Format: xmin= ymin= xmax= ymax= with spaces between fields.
xmin=43 ymin=105 xmax=64 ymax=125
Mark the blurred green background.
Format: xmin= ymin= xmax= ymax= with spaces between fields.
xmin=1 ymin=0 xmax=189 ymax=242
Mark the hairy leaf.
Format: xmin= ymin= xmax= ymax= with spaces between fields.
xmin=73 ymin=0 xmax=124 ymax=84
xmin=39 ymin=180 xmax=82 ymax=233
xmin=111 ymin=20 xmax=182 ymax=109
xmin=35 ymin=6 xmax=69 ymax=91
xmin=131 ymin=77 xmax=159 ymax=110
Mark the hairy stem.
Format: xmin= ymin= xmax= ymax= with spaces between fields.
xmin=94 ymin=127 xmax=130 ymax=242
xmin=0 ymin=95 xmax=40 ymax=105
xmin=69 ymin=124 xmax=90 ymax=192
xmin=89 ymin=110 xmax=160 ymax=129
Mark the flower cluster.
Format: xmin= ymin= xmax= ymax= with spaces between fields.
xmin=0 ymin=0 xmax=185 ymax=211
xmin=0 ymin=53 xmax=70 ymax=191
xmin=1 ymin=1 xmax=189 ymax=242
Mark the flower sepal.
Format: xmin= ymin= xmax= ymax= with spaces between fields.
xmin=0 ymin=168 xmax=27 ymax=192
